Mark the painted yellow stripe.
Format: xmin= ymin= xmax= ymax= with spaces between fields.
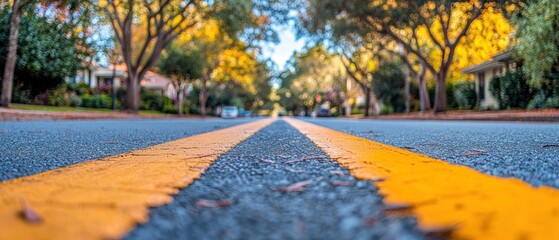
xmin=0 ymin=118 xmax=275 ymax=240
xmin=285 ymin=118 xmax=559 ymax=240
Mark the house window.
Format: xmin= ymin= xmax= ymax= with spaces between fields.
xmin=478 ymin=72 xmax=485 ymax=101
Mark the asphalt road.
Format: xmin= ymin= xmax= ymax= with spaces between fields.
xmin=0 ymin=118 xmax=253 ymax=181
xmin=2 ymin=117 xmax=558 ymax=239
xmin=126 ymin=120 xmax=423 ymax=240
xmin=304 ymin=118 xmax=559 ymax=188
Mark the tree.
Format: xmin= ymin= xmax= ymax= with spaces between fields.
xmin=101 ymin=0 xmax=204 ymax=112
xmin=1 ymin=0 xmax=94 ymax=106
xmin=372 ymin=62 xmax=407 ymax=113
xmin=1 ymin=0 xmax=34 ymax=107
xmin=0 ymin=2 xmax=89 ymax=97
xmin=278 ymin=45 xmax=345 ymax=115
xmin=334 ymin=38 xmax=382 ymax=116
xmin=170 ymin=0 xmax=277 ymax=115
xmin=157 ymin=45 xmax=203 ymax=115
xmin=300 ymin=0 xmax=515 ymax=112
xmin=514 ymin=0 xmax=559 ymax=87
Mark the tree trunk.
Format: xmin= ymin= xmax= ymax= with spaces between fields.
xmin=404 ymin=75 xmax=411 ymax=113
xmin=417 ymin=72 xmax=431 ymax=112
xmin=125 ymin=74 xmax=140 ymax=112
xmin=370 ymin=90 xmax=381 ymax=116
xmin=177 ymin=90 xmax=184 ymax=116
xmin=433 ymin=71 xmax=447 ymax=113
xmin=344 ymin=98 xmax=351 ymax=116
xmin=199 ymin=75 xmax=208 ymax=115
xmin=1 ymin=3 xmax=23 ymax=108
xmin=364 ymin=88 xmax=371 ymax=117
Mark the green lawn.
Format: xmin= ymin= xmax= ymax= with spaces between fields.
xmin=11 ymin=104 xmax=166 ymax=116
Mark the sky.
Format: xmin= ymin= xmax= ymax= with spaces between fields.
xmin=261 ymin=25 xmax=306 ymax=70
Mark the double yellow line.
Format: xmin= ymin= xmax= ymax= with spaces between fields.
xmin=0 ymin=119 xmax=275 ymax=240
xmin=1 ymin=118 xmax=558 ymax=240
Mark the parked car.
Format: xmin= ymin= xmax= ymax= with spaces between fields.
xmin=221 ymin=106 xmax=239 ymax=119
xmin=243 ymin=111 xmax=252 ymax=117
xmin=316 ymin=108 xmax=331 ymax=117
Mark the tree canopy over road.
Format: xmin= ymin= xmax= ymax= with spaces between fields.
xmin=1 ymin=0 xmax=558 ymax=115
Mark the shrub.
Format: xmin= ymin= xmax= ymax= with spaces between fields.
xmin=47 ymin=84 xmax=70 ymax=106
xmin=12 ymin=83 xmax=32 ymax=104
xmin=527 ymin=92 xmax=547 ymax=109
xmin=490 ymin=71 xmax=533 ymax=109
xmin=544 ymin=96 xmax=559 ymax=108
xmin=69 ymin=95 xmax=82 ymax=107
xmin=82 ymin=94 xmax=112 ymax=109
xmin=66 ymin=82 xmax=91 ymax=96
xmin=141 ymin=89 xmax=173 ymax=112
xmin=381 ymin=104 xmax=394 ymax=115
xmin=161 ymin=104 xmax=178 ymax=114
xmin=452 ymin=81 xmax=477 ymax=110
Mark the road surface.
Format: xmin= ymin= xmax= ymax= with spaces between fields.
xmin=0 ymin=117 xmax=558 ymax=240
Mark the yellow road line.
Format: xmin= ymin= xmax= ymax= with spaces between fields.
xmin=285 ymin=118 xmax=559 ymax=240
xmin=0 ymin=118 xmax=276 ymax=240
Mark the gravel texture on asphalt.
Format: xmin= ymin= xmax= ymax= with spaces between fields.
xmin=304 ymin=118 xmax=559 ymax=188
xmin=126 ymin=120 xmax=424 ymax=240
xmin=0 ymin=118 xmax=253 ymax=181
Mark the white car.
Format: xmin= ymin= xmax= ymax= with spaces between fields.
xmin=221 ymin=106 xmax=239 ymax=119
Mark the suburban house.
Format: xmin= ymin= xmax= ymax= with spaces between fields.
xmin=67 ymin=64 xmax=176 ymax=99
xmin=463 ymin=50 xmax=518 ymax=109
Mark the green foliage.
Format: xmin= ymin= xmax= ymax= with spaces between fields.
xmin=514 ymin=0 xmax=559 ymax=87
xmin=372 ymin=62 xmax=406 ymax=113
xmin=82 ymin=94 xmax=113 ymax=109
xmin=380 ymin=104 xmax=394 ymax=115
xmin=140 ymin=89 xmax=173 ymax=112
xmin=12 ymin=83 xmax=32 ymax=104
xmin=0 ymin=7 xmax=82 ymax=96
xmin=451 ymin=81 xmax=477 ymax=110
xmin=158 ymin=45 xmax=204 ymax=82
xmin=47 ymin=84 xmax=71 ymax=107
xmin=489 ymin=71 xmax=533 ymax=109
xmin=66 ymin=82 xmax=92 ymax=96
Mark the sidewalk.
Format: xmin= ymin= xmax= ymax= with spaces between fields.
xmin=364 ymin=109 xmax=559 ymax=122
xmin=0 ymin=107 xmax=178 ymax=121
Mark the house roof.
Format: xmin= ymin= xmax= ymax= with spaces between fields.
xmin=462 ymin=50 xmax=513 ymax=74
xmin=142 ymin=71 xmax=173 ymax=89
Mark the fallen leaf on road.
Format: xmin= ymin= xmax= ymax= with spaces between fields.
xmin=383 ymin=203 xmax=414 ymax=217
xmin=20 ymin=198 xmax=42 ymax=223
xmin=279 ymin=155 xmax=290 ymax=158
xmin=330 ymin=180 xmax=352 ymax=186
xmin=195 ymin=199 xmax=232 ymax=208
xmin=329 ymin=170 xmax=345 ymax=175
xmin=285 ymin=155 xmax=326 ymax=164
xmin=463 ymin=149 xmax=487 ymax=157
xmin=285 ymin=167 xmax=305 ymax=173
xmin=542 ymin=144 xmax=559 ymax=148
xmin=371 ymin=177 xmax=387 ymax=182
xmin=274 ymin=180 xmax=312 ymax=192
xmin=402 ymin=146 xmax=416 ymax=150
xmin=257 ymin=158 xmax=276 ymax=164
